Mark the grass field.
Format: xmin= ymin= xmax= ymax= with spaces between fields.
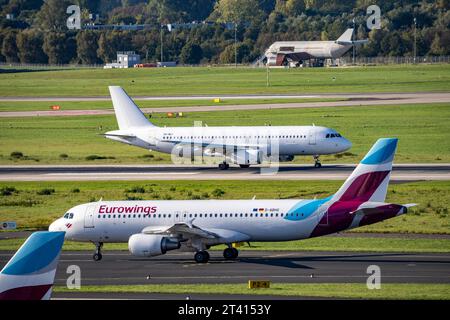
xmin=0 ymin=65 xmax=449 ymax=97
xmin=53 ymin=283 xmax=450 ymax=300
xmin=0 ymin=103 xmax=449 ymax=164
xmin=0 ymin=180 xmax=448 ymax=234
xmin=0 ymin=98 xmax=347 ymax=112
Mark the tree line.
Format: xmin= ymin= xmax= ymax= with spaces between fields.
xmin=0 ymin=0 xmax=448 ymax=65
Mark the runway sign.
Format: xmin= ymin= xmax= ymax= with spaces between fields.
xmin=248 ymin=280 xmax=271 ymax=289
xmin=1 ymin=221 xmax=16 ymax=230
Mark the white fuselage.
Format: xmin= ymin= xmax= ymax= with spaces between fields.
xmin=106 ymin=125 xmax=351 ymax=164
xmin=50 ymin=199 xmax=322 ymax=244
xmin=266 ymin=41 xmax=352 ymax=59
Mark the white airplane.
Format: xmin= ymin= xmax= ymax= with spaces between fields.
xmin=265 ymin=28 xmax=368 ymax=67
xmin=49 ymin=138 xmax=414 ymax=263
xmin=103 ymin=86 xmax=352 ymax=169
xmin=0 ymin=231 xmax=65 ymax=300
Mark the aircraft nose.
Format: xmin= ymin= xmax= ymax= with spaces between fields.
xmin=48 ymin=219 xmax=63 ymax=232
xmin=341 ymin=138 xmax=352 ymax=151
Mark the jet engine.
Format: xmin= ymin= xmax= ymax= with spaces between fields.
xmin=128 ymin=234 xmax=180 ymax=257
xmin=278 ymin=155 xmax=295 ymax=162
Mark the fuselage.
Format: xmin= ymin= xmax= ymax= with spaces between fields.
xmin=49 ymin=198 xmax=406 ymax=245
xmin=266 ymin=41 xmax=352 ymax=60
xmin=106 ymin=125 xmax=352 ymax=161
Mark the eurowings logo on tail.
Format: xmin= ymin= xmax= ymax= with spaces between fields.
xmin=284 ymin=138 xmax=410 ymax=237
xmin=0 ymin=231 xmax=65 ymax=300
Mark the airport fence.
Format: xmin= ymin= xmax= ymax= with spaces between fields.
xmin=0 ymin=62 xmax=103 ymax=69
xmin=339 ymin=55 xmax=450 ymax=66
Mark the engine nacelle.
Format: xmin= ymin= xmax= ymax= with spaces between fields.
xmin=128 ymin=234 xmax=180 ymax=257
xmin=279 ymin=155 xmax=295 ymax=162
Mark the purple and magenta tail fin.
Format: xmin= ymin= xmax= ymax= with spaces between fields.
xmin=331 ymin=138 xmax=398 ymax=203
xmin=0 ymin=231 xmax=65 ymax=300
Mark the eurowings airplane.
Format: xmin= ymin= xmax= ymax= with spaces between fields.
xmin=0 ymin=231 xmax=65 ymax=300
xmin=49 ymin=138 xmax=414 ymax=263
xmin=265 ymin=28 xmax=368 ymax=67
xmin=103 ymin=86 xmax=351 ymax=169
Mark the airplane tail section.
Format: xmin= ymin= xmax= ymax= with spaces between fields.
xmin=336 ymin=28 xmax=354 ymax=43
xmin=0 ymin=231 xmax=65 ymax=300
xmin=109 ymin=86 xmax=155 ymax=130
xmin=331 ymin=138 xmax=398 ymax=203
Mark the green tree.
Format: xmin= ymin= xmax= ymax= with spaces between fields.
xmin=179 ymin=42 xmax=203 ymax=64
xmin=219 ymin=42 xmax=250 ymax=63
xmin=43 ymin=32 xmax=76 ymax=64
xmin=35 ymin=0 xmax=73 ymax=31
xmin=429 ymin=34 xmax=447 ymax=55
xmin=212 ymin=0 xmax=261 ymax=23
xmin=97 ymin=31 xmax=131 ymax=63
xmin=16 ymin=30 xmax=47 ymax=63
xmin=76 ymin=31 xmax=99 ymax=64
xmin=1 ymin=31 xmax=19 ymax=62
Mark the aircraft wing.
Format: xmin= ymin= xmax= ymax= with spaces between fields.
xmin=166 ymin=138 xmax=266 ymax=151
xmin=142 ymin=222 xmax=219 ymax=239
xmin=141 ymin=222 xmax=250 ymax=243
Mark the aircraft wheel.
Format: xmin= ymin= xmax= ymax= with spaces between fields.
xmin=231 ymin=248 xmax=239 ymax=259
xmin=314 ymin=162 xmax=322 ymax=168
xmin=194 ymin=251 xmax=209 ymax=263
xmin=93 ymin=253 xmax=102 ymax=261
xmin=219 ymin=163 xmax=228 ymax=170
xmin=223 ymin=247 xmax=239 ymax=260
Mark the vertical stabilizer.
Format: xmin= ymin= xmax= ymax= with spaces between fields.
xmin=109 ymin=86 xmax=155 ymax=130
xmin=336 ymin=28 xmax=354 ymax=42
xmin=0 ymin=231 xmax=65 ymax=300
xmin=331 ymin=138 xmax=398 ymax=203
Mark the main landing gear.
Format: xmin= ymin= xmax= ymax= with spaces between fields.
xmin=193 ymin=247 xmax=239 ymax=263
xmin=93 ymin=242 xmax=103 ymax=261
xmin=218 ymin=161 xmax=230 ymax=170
xmin=194 ymin=251 xmax=210 ymax=263
xmin=313 ymin=155 xmax=322 ymax=168
xmin=223 ymin=247 xmax=239 ymax=260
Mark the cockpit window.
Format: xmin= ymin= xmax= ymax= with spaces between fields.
xmin=326 ymin=134 xmax=330 ymax=138
xmin=63 ymin=213 xmax=74 ymax=219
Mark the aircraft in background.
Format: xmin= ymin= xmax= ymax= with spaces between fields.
xmin=0 ymin=231 xmax=65 ymax=300
xmin=49 ymin=138 xmax=414 ymax=264
xmin=265 ymin=28 xmax=368 ymax=67
xmin=103 ymin=86 xmax=352 ymax=169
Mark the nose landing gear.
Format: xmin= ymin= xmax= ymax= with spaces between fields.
xmin=93 ymin=242 xmax=103 ymax=261
xmin=313 ymin=155 xmax=322 ymax=168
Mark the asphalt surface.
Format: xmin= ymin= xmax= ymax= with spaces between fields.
xmin=0 ymin=163 xmax=448 ymax=181
xmin=1 ymin=250 xmax=448 ymax=285
xmin=1 ymin=92 xmax=449 ymax=117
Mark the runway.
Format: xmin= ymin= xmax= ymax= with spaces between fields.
xmin=1 ymin=92 xmax=449 ymax=117
xmin=0 ymin=163 xmax=449 ymax=181
xmin=1 ymin=250 xmax=448 ymax=291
